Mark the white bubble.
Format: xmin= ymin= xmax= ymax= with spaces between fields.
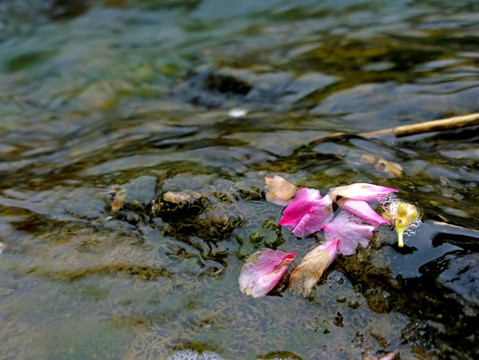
xmin=404 ymin=217 xmax=422 ymax=237
xmin=166 ymin=350 xmax=225 ymax=360
xmin=228 ymin=108 xmax=248 ymax=117
xmin=379 ymin=194 xmax=399 ymax=211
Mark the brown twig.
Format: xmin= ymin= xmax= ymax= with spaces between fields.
xmin=362 ymin=112 xmax=479 ymax=138
xmin=304 ymin=112 xmax=479 ymax=148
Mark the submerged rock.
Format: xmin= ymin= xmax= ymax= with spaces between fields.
xmin=174 ymin=67 xmax=337 ymax=110
xmin=422 ymin=251 xmax=479 ymax=316
xmin=108 ymin=176 xmax=158 ymax=212
xmin=257 ymin=350 xmax=303 ymax=359
xmin=332 ymin=219 xmax=479 ymax=358
xmin=122 ymin=176 xmax=158 ymax=208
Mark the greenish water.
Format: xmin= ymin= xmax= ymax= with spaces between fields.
xmin=1 ymin=1 xmax=479 ymax=359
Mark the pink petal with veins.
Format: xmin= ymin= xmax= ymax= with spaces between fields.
xmin=279 ymin=188 xmax=333 ymax=238
xmin=323 ymin=210 xmax=375 ymax=256
xmin=239 ymin=248 xmax=297 ymax=298
xmin=379 ymin=353 xmax=396 ymax=360
xmin=329 ymin=183 xmax=398 ymax=202
xmin=340 ymin=199 xmax=390 ymax=227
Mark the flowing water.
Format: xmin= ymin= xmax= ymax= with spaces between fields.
xmin=1 ymin=1 xmax=479 ymax=359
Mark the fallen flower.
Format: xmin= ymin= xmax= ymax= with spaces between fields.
xmin=289 ymin=239 xmax=339 ymax=296
xmin=329 ymin=183 xmax=398 ymax=202
xmin=382 ymin=199 xmax=420 ymax=247
xmin=239 ymin=248 xmax=297 ymax=298
xmin=379 ymin=353 xmax=396 ymax=360
xmin=110 ymin=189 xmax=126 ymax=212
xmin=362 ymin=352 xmax=396 ymax=360
xmin=264 ymin=175 xmax=297 ymax=206
xmin=240 ymin=179 xmax=421 ymax=300
xmin=339 ymin=199 xmax=390 ymax=227
xmin=279 ymin=188 xmax=333 ymax=238
xmin=323 ymin=210 xmax=375 ymax=256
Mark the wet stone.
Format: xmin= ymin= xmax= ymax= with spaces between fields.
xmin=174 ymin=69 xmax=252 ymax=108
xmin=115 ymin=210 xmax=142 ymax=225
xmin=278 ymin=72 xmax=338 ymax=104
xmin=156 ymin=192 xmax=209 ymax=220
xmin=244 ymin=71 xmax=294 ymax=102
xmin=65 ymin=198 xmax=108 ymax=220
xmin=122 ymin=176 xmax=158 ymax=209
xmin=102 ymin=218 xmax=137 ymax=232
xmin=401 ymin=321 xmax=441 ymax=357
xmin=427 ymin=251 xmax=479 ymax=315
xmin=175 ymin=67 xmax=337 ymax=110
xmin=256 ymin=351 xmax=303 ymax=359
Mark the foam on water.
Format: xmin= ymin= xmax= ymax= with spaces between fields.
xmin=166 ymin=350 xmax=225 ymax=360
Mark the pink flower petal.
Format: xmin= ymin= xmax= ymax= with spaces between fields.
xmin=291 ymin=186 xmax=321 ymax=202
xmin=239 ymin=248 xmax=297 ymax=298
xmin=379 ymin=353 xmax=396 ymax=360
xmin=339 ymin=199 xmax=390 ymax=227
xmin=279 ymin=188 xmax=333 ymax=238
xmin=329 ymin=183 xmax=398 ymax=202
xmin=289 ymin=239 xmax=339 ymax=296
xmin=323 ymin=211 xmax=375 ymax=256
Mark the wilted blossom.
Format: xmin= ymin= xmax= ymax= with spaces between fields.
xmin=264 ymin=175 xmax=297 ymax=206
xmin=381 ymin=198 xmax=420 ymax=247
xmin=323 ymin=210 xmax=375 ymax=256
xmin=379 ymin=353 xmax=397 ymax=360
xmin=362 ymin=352 xmax=397 ymax=360
xmin=239 ymin=248 xmax=297 ymax=298
xmin=288 ymin=238 xmax=339 ymax=296
xmin=241 ymin=180 xmax=419 ymax=299
xmin=338 ymin=199 xmax=390 ymax=227
xmin=278 ymin=188 xmax=333 ymax=238
xmin=329 ymin=183 xmax=398 ymax=202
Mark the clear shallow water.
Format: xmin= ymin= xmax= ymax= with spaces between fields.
xmin=1 ymin=1 xmax=479 ymax=359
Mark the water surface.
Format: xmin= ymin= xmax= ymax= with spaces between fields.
xmin=1 ymin=1 xmax=479 ymax=359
